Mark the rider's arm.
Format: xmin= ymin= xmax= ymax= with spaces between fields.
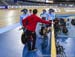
xmin=20 ymin=16 xmax=23 ymax=25
xmin=36 ymin=16 xmax=51 ymax=24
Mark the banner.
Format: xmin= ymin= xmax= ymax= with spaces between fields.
xmin=0 ymin=6 xmax=8 ymax=9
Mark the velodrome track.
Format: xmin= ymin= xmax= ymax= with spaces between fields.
xmin=0 ymin=6 xmax=75 ymax=57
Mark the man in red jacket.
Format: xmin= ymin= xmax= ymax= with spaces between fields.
xmin=22 ymin=9 xmax=52 ymax=51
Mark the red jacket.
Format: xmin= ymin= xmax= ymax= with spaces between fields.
xmin=22 ymin=14 xmax=51 ymax=32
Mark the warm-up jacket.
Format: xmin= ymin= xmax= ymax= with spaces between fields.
xmin=22 ymin=14 xmax=51 ymax=32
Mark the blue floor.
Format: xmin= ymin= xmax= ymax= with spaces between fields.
xmin=0 ymin=23 xmax=51 ymax=57
xmin=56 ymin=22 xmax=75 ymax=57
xmin=57 ymin=37 xmax=75 ymax=57
xmin=0 ymin=18 xmax=75 ymax=57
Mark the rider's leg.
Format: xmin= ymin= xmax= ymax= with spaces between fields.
xmin=32 ymin=32 xmax=36 ymax=50
xmin=26 ymin=30 xmax=32 ymax=50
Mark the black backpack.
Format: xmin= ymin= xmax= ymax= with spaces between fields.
xmin=21 ymin=32 xmax=28 ymax=44
xmin=71 ymin=19 xmax=75 ymax=26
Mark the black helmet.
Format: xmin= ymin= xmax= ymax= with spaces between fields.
xmin=49 ymin=9 xmax=55 ymax=12
xmin=43 ymin=9 xmax=46 ymax=11
xmin=21 ymin=9 xmax=28 ymax=12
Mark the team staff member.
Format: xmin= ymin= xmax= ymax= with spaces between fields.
xmin=20 ymin=9 xmax=29 ymax=31
xmin=40 ymin=9 xmax=48 ymax=20
xmin=47 ymin=9 xmax=55 ymax=21
xmin=40 ymin=9 xmax=48 ymax=27
xmin=22 ymin=9 xmax=52 ymax=51
xmin=20 ymin=9 xmax=29 ymax=25
xmin=29 ymin=9 xmax=32 ymax=15
xmin=46 ymin=9 xmax=55 ymax=32
xmin=40 ymin=9 xmax=49 ymax=37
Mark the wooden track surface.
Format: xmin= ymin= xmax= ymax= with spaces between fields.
xmin=0 ymin=7 xmax=75 ymax=28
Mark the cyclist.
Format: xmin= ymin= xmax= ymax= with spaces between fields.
xmin=22 ymin=9 xmax=52 ymax=51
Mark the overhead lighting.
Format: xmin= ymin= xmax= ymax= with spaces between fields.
xmin=46 ymin=0 xmax=53 ymax=3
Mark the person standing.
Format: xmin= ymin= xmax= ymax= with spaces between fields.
xmin=29 ymin=9 xmax=32 ymax=16
xmin=20 ymin=9 xmax=29 ymax=31
xmin=46 ymin=9 xmax=56 ymax=32
xmin=40 ymin=9 xmax=48 ymax=20
xmin=47 ymin=9 xmax=55 ymax=21
xmin=40 ymin=9 xmax=49 ymax=37
xmin=22 ymin=9 xmax=52 ymax=51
